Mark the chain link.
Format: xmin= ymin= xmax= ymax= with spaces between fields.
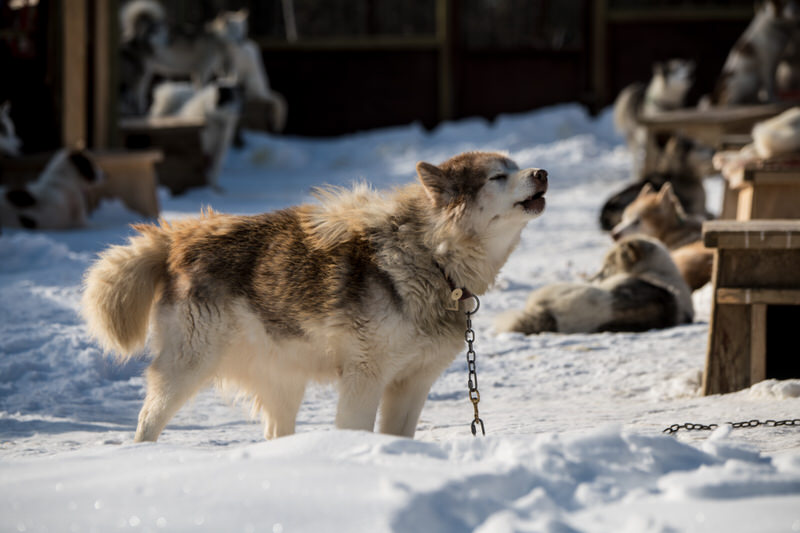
xmin=463 ymin=296 xmax=485 ymax=436
xmin=663 ymin=418 xmax=800 ymax=435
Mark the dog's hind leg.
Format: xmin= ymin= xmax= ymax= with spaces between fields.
xmin=134 ymin=304 xmax=221 ymax=442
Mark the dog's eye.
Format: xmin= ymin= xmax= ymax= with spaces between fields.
xmin=489 ymin=174 xmax=507 ymax=182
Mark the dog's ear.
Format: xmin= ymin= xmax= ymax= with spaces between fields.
xmin=6 ymin=188 xmax=36 ymax=208
xmin=68 ymin=150 xmax=101 ymax=182
xmin=620 ymin=240 xmax=641 ymax=265
xmin=416 ymin=161 xmax=449 ymax=205
xmin=657 ymin=182 xmax=675 ymax=203
xmin=638 ymin=182 xmax=655 ymax=198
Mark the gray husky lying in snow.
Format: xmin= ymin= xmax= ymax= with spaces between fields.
xmin=495 ymin=235 xmax=693 ymax=335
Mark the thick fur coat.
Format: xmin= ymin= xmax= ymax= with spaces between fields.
xmin=81 ymin=152 xmax=548 ymax=442
xmin=494 ymin=236 xmax=694 ymax=335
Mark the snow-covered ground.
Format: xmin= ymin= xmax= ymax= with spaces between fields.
xmin=1 ymin=105 xmax=799 ymax=532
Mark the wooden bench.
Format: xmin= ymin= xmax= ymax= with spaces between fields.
xmin=703 ymin=220 xmax=800 ymax=395
xmin=719 ymin=156 xmax=800 ymax=220
xmin=119 ymin=116 xmax=208 ymax=194
xmin=93 ymin=150 xmax=162 ymax=218
xmin=638 ymin=103 xmax=793 ymax=174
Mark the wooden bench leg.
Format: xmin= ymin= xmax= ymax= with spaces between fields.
xmin=750 ymin=304 xmax=767 ymax=385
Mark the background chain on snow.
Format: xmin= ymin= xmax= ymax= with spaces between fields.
xmin=663 ymin=419 xmax=800 ymax=435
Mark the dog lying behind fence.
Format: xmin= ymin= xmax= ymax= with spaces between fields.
xmin=82 ymin=151 xmax=549 ymax=442
xmin=495 ymin=235 xmax=694 ymax=335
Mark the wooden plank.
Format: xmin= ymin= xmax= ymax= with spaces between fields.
xmin=607 ymin=7 xmax=752 ymax=23
xmin=703 ymin=220 xmax=800 ymax=248
xmin=716 ymin=249 xmax=800 ymax=287
xmin=750 ymin=304 xmax=767 ymax=385
xmin=703 ymin=302 xmax=751 ymax=395
xmin=750 ymin=184 xmax=800 ymax=219
xmin=94 ymin=150 xmax=163 ymax=218
xmin=63 ymin=0 xmax=88 ymax=148
xmin=735 ymin=185 xmax=754 ymax=221
xmin=748 ymin=171 xmax=800 ymax=186
xmin=119 ymin=116 xmax=206 ymax=133
xmin=717 ymin=288 xmax=800 ymax=305
xmin=702 ymin=249 xmax=721 ymax=395
xmin=93 ymin=0 xmax=111 ymax=149
xmin=253 ymin=36 xmax=440 ymax=52
xmin=639 ymin=103 xmax=791 ymax=128
xmin=719 ymin=180 xmax=739 ymax=219
xmin=592 ymin=0 xmax=608 ymax=109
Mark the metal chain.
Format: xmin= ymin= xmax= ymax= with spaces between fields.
xmin=464 ymin=295 xmax=485 ymax=436
xmin=663 ymin=418 xmax=800 ymax=435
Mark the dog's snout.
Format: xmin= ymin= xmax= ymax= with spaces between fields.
xmin=532 ymin=169 xmax=548 ymax=184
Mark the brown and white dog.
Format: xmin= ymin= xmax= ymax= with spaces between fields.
xmin=610 ymin=182 xmax=712 ymax=291
xmin=0 ymin=149 xmax=105 ymax=230
xmin=82 ymin=152 xmax=548 ymax=442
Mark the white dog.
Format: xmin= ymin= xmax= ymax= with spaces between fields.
xmin=0 ymin=149 xmax=104 ymax=229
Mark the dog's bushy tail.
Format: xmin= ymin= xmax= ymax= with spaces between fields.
xmin=82 ymin=224 xmax=170 ymax=360
xmin=494 ymin=307 xmax=557 ymax=335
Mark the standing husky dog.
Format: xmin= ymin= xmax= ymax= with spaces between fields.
xmin=614 ymin=59 xmax=695 ymax=155
xmin=494 ymin=236 xmax=693 ymax=335
xmin=610 ymin=183 xmax=713 ymax=291
xmin=82 ymin=152 xmax=548 ymax=442
xmin=711 ymin=0 xmax=800 ymax=105
xmin=120 ymin=0 xmax=232 ymax=115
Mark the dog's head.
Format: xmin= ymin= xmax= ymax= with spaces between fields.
xmin=416 ymin=151 xmax=548 ymax=233
xmin=610 ymin=182 xmax=684 ymax=242
xmin=595 ymin=235 xmax=673 ymax=280
xmin=0 ymin=101 xmax=21 ymax=157
xmin=0 ymin=149 xmax=104 ymax=230
xmin=649 ymin=59 xmax=695 ymax=108
xmin=209 ymin=9 xmax=249 ymax=43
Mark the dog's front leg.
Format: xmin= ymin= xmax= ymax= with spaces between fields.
xmin=379 ymin=372 xmax=439 ymax=438
xmin=334 ymin=361 xmax=383 ymax=432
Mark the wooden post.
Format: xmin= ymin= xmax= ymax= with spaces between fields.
xmin=63 ymin=0 xmax=88 ymax=148
xmin=436 ymin=0 xmax=454 ymax=122
xmin=750 ymin=304 xmax=767 ymax=384
xmin=592 ymin=0 xmax=608 ymax=110
xmin=93 ymin=0 xmax=111 ymax=149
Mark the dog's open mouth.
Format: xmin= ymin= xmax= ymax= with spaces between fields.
xmin=517 ymin=190 xmax=546 ymax=213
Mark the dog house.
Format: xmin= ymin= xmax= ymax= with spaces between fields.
xmin=703 ymin=220 xmax=800 ymax=395
xmin=720 ymin=155 xmax=800 ymax=221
